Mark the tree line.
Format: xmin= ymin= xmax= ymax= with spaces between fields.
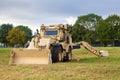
xmin=0 ymin=24 xmax=32 ymax=47
xmin=71 ymin=14 xmax=120 ymax=46
xmin=0 ymin=13 xmax=120 ymax=47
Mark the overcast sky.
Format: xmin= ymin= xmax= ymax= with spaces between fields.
xmin=0 ymin=0 xmax=120 ymax=34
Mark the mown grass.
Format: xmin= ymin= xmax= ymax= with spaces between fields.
xmin=0 ymin=48 xmax=11 ymax=64
xmin=0 ymin=47 xmax=120 ymax=80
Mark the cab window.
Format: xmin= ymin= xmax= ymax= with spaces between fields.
xmin=44 ymin=30 xmax=58 ymax=35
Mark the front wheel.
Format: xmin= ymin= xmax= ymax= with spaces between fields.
xmin=51 ymin=45 xmax=62 ymax=63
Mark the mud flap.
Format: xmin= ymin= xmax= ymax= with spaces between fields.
xmin=9 ymin=48 xmax=52 ymax=65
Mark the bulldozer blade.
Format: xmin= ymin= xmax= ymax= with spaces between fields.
xmin=9 ymin=48 xmax=52 ymax=65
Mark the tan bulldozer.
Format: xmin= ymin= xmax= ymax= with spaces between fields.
xmin=9 ymin=24 xmax=109 ymax=65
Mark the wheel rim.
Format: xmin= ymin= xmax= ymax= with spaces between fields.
xmin=58 ymin=53 xmax=62 ymax=61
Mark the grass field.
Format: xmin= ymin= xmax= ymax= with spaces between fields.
xmin=0 ymin=47 xmax=120 ymax=80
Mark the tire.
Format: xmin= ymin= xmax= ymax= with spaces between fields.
xmin=51 ymin=45 xmax=62 ymax=63
xmin=64 ymin=48 xmax=72 ymax=62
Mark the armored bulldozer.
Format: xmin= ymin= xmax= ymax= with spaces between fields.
xmin=9 ymin=24 xmax=109 ymax=65
xmin=9 ymin=24 xmax=75 ymax=64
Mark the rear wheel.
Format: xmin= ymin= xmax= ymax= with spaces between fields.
xmin=63 ymin=48 xmax=72 ymax=62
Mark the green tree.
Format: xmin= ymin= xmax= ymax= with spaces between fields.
xmin=96 ymin=20 xmax=111 ymax=46
xmin=77 ymin=13 xmax=103 ymax=30
xmin=6 ymin=28 xmax=25 ymax=47
xmin=0 ymin=24 xmax=13 ymax=47
xmin=15 ymin=25 xmax=32 ymax=43
xmin=71 ymin=24 xmax=86 ymax=42
xmin=96 ymin=14 xmax=120 ymax=46
xmin=105 ymin=14 xmax=120 ymax=40
xmin=72 ymin=13 xmax=102 ymax=43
